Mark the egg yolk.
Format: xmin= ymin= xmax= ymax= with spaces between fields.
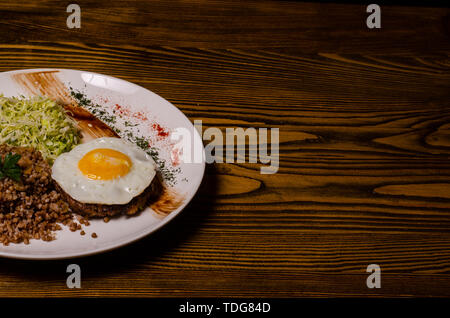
xmin=78 ymin=148 xmax=132 ymax=180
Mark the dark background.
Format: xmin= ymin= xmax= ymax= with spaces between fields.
xmin=0 ymin=0 xmax=449 ymax=297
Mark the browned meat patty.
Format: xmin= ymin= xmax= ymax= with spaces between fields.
xmin=54 ymin=176 xmax=162 ymax=218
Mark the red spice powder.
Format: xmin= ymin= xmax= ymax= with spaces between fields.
xmin=152 ymin=123 xmax=169 ymax=138
xmin=113 ymin=104 xmax=148 ymax=121
xmin=133 ymin=111 xmax=148 ymax=121
xmin=114 ymin=104 xmax=131 ymax=117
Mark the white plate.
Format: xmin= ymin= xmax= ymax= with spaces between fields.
xmin=0 ymin=69 xmax=205 ymax=259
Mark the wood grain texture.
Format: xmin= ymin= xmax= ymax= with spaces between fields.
xmin=0 ymin=1 xmax=450 ymax=297
xmin=0 ymin=1 xmax=448 ymax=53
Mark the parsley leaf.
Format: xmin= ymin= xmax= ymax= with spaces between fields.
xmin=0 ymin=153 xmax=22 ymax=182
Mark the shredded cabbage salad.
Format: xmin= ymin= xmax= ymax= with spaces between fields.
xmin=0 ymin=95 xmax=80 ymax=163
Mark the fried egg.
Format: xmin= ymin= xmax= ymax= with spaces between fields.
xmin=51 ymin=137 xmax=157 ymax=205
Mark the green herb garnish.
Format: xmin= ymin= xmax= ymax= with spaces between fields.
xmin=0 ymin=153 xmax=22 ymax=182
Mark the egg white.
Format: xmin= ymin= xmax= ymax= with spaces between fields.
xmin=51 ymin=137 xmax=157 ymax=205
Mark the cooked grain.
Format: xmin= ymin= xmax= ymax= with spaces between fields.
xmin=0 ymin=145 xmax=83 ymax=245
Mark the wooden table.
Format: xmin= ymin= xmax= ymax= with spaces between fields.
xmin=0 ymin=0 xmax=449 ymax=297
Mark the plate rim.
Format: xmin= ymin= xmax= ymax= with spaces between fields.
xmin=0 ymin=68 xmax=206 ymax=260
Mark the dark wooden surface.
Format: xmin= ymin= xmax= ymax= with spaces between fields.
xmin=0 ymin=0 xmax=450 ymax=297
